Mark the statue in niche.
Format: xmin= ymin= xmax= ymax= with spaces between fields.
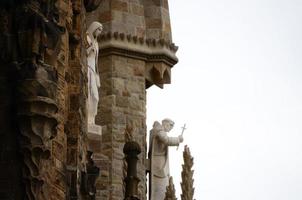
xmin=86 ymin=21 xmax=103 ymax=126
xmin=148 ymin=118 xmax=184 ymax=200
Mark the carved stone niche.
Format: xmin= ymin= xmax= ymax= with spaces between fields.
xmin=84 ymin=0 xmax=102 ymax=12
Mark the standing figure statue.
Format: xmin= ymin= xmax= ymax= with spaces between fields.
xmin=86 ymin=22 xmax=103 ymax=125
xmin=148 ymin=118 xmax=184 ymax=200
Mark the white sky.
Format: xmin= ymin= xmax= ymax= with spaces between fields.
xmin=146 ymin=1 xmax=302 ymax=199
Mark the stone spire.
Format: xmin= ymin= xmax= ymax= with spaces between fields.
xmin=181 ymin=146 xmax=195 ymax=200
xmin=164 ymin=176 xmax=177 ymax=200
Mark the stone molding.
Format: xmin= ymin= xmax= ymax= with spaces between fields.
xmin=99 ymin=32 xmax=178 ymax=62
xmin=99 ymin=32 xmax=179 ymax=88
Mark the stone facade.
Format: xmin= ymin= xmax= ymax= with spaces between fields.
xmin=0 ymin=0 xmax=178 ymax=200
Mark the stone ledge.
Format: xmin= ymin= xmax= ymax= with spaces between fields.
xmin=100 ymin=32 xmax=177 ymax=51
xmin=98 ymin=32 xmax=179 ymax=88
xmin=87 ymin=124 xmax=102 ymax=153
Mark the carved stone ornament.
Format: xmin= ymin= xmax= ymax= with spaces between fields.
xmin=0 ymin=1 xmax=64 ymax=199
xmin=164 ymin=177 xmax=177 ymax=200
xmin=180 ymin=146 xmax=195 ymax=200
xmin=16 ymin=61 xmax=59 ymax=200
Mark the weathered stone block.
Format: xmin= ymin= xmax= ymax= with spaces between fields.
xmin=131 ymin=3 xmax=144 ymax=16
xmin=112 ymin=11 xmax=124 ymax=22
xmin=113 ymin=78 xmax=125 ymax=89
xmin=146 ymin=29 xmax=161 ymax=39
xmin=146 ymin=18 xmax=162 ymax=29
xmin=126 ymin=80 xmax=144 ymax=93
xmin=99 ymin=10 xmax=112 ymax=22
xmin=144 ymin=6 xmax=161 ymax=18
xmin=116 ymin=96 xmax=129 ymax=108
xmin=112 ymin=0 xmax=129 ymax=12
xmin=133 ymin=66 xmax=145 ymax=76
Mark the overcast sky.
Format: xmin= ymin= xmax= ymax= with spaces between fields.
xmin=147 ymin=1 xmax=302 ymax=199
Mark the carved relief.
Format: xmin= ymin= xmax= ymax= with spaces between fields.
xmin=7 ymin=1 xmax=64 ymax=199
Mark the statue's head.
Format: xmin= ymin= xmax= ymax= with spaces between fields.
xmin=88 ymin=21 xmax=103 ymax=39
xmin=162 ymin=118 xmax=174 ymax=132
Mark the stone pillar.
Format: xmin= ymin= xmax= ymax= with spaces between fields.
xmin=85 ymin=1 xmax=178 ymax=199
xmin=96 ymin=51 xmax=147 ymax=200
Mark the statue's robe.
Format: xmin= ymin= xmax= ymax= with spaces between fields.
xmin=149 ymin=128 xmax=181 ymax=200
xmin=87 ymin=33 xmax=100 ymax=124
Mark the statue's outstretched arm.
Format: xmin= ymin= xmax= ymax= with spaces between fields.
xmin=157 ymin=131 xmax=181 ymax=146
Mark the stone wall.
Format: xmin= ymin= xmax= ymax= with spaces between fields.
xmin=86 ymin=0 xmax=146 ymax=37
xmin=144 ymin=0 xmax=172 ymax=41
xmin=0 ymin=0 xmax=178 ymax=199
xmin=96 ymin=54 xmax=147 ymax=199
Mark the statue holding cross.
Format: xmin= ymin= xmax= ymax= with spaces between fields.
xmin=148 ymin=118 xmax=185 ymax=200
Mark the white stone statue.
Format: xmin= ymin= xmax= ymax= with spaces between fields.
xmin=86 ymin=21 xmax=103 ymax=125
xmin=148 ymin=118 xmax=184 ymax=200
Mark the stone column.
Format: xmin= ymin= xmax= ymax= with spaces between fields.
xmin=85 ymin=1 xmax=178 ymax=199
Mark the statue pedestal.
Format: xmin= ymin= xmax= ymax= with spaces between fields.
xmin=88 ymin=124 xmax=102 ymax=136
xmin=87 ymin=124 xmax=102 ymax=153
